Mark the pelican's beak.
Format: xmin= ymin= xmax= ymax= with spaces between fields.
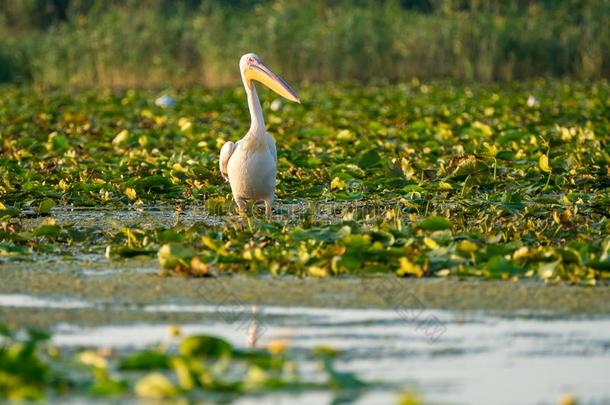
xmin=247 ymin=61 xmax=300 ymax=104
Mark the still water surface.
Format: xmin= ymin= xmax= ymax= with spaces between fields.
xmin=2 ymin=293 xmax=609 ymax=404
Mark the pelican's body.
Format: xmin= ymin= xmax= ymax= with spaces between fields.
xmin=223 ymin=132 xmax=276 ymax=205
xmin=219 ymin=53 xmax=300 ymax=216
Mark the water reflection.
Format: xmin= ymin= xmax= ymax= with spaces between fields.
xmin=1 ymin=293 xmax=608 ymax=404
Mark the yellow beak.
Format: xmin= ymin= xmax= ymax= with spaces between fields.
xmin=246 ymin=62 xmax=300 ymax=103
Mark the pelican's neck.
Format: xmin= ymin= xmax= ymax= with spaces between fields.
xmin=245 ymin=82 xmax=266 ymax=135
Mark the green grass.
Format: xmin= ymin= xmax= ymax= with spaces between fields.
xmin=0 ymin=80 xmax=609 ymax=282
xmin=0 ymin=0 xmax=608 ymax=86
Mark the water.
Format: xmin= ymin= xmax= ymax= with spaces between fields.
xmin=3 ymin=205 xmax=610 ymax=404
xmin=1 ymin=293 xmax=609 ymax=404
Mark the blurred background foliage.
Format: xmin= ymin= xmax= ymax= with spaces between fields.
xmin=0 ymin=0 xmax=608 ymax=87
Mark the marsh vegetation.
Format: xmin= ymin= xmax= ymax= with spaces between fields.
xmin=1 ymin=0 xmax=608 ymax=86
xmin=0 ymin=1 xmax=609 ymax=403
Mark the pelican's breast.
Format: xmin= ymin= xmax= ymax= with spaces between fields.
xmin=227 ymin=139 xmax=276 ymax=200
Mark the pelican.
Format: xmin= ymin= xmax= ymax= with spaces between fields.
xmin=219 ymin=53 xmax=300 ymax=216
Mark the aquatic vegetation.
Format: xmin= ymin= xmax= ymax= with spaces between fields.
xmin=0 ymin=81 xmax=608 ymax=282
xmin=0 ymin=324 xmax=363 ymax=401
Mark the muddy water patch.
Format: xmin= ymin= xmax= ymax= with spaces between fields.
xmin=3 ymin=269 xmax=610 ymax=312
xmin=23 ymin=205 xmax=223 ymax=230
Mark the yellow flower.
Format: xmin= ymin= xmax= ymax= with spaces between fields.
xmin=538 ymin=154 xmax=551 ymax=173
xmin=423 ymin=237 xmax=439 ymax=249
xmin=397 ymin=257 xmax=423 ymax=277
xmin=330 ymin=177 xmax=346 ymax=190
xmin=171 ymin=163 xmax=186 ymax=173
xmin=168 ymin=324 xmax=181 ymax=337
xmin=135 ymin=373 xmax=177 ymax=399
xmin=457 ymin=240 xmax=478 ymax=255
xmin=77 ymin=350 xmax=107 ymax=369
xmin=178 ymin=117 xmax=192 ymax=132
xmin=336 ymin=129 xmax=355 ymax=141
xmin=112 ymin=129 xmax=129 ymax=146
xmin=308 ymin=266 xmax=328 ymax=277
xmin=472 ymin=121 xmax=492 ymax=137
xmin=267 ymin=340 xmax=288 ymax=355
xmin=124 ymin=187 xmax=137 ymax=201
xmin=439 ymin=182 xmax=453 ymax=191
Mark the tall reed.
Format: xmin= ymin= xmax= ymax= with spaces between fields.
xmin=0 ymin=0 xmax=607 ymax=86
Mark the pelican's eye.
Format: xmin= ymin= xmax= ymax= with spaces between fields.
xmin=248 ymin=56 xmax=257 ymax=65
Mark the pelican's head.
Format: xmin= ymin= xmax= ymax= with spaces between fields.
xmin=240 ymin=53 xmax=300 ymax=104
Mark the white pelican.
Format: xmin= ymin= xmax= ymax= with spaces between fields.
xmin=219 ymin=53 xmax=300 ymax=216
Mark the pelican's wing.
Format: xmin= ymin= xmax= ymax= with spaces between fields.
xmin=266 ymin=133 xmax=277 ymax=162
xmin=219 ymin=141 xmax=236 ymax=181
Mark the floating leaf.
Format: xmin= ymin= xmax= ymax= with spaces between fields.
xmin=486 ymin=256 xmax=524 ymax=277
xmin=37 ymin=199 xmax=56 ymax=215
xmin=48 ymin=132 xmax=70 ymax=152
xmin=123 ymin=187 xmax=137 ymax=201
xmin=448 ymin=155 xmax=490 ymax=184
xmin=32 ymin=224 xmax=61 ymax=238
xmin=119 ymin=351 xmax=170 ymax=370
xmin=179 ymin=335 xmax=233 ymax=358
xmin=397 ymin=257 xmax=423 ymax=277
xmin=134 ymin=373 xmax=177 ymax=399
xmin=134 ymin=175 xmax=174 ymax=193
xmin=308 ymin=266 xmax=328 ymax=277
xmin=157 ymin=243 xmax=197 ymax=269
xmin=358 ymin=150 xmax=381 ymax=168
xmin=457 ymin=240 xmax=478 ymax=255
xmin=77 ymin=350 xmax=108 ymax=369
xmin=90 ymin=378 xmax=127 ymax=396
xmin=112 ymin=129 xmax=129 ymax=146
xmin=418 ymin=216 xmax=452 ymax=231
xmin=106 ymin=245 xmax=155 ymax=259
xmin=0 ymin=243 xmax=32 ymax=256
xmin=330 ymin=176 xmax=346 ymax=190
xmin=538 ymin=154 xmax=551 ymax=173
